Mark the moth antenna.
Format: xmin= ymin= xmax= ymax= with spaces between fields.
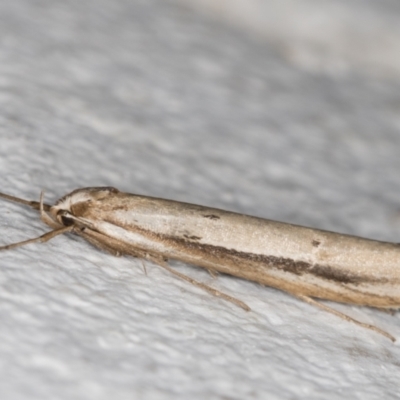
xmin=0 ymin=226 xmax=73 ymax=252
xmin=0 ymin=191 xmax=51 ymax=211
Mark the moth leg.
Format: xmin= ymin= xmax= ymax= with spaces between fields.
xmin=375 ymin=308 xmax=396 ymax=316
xmin=149 ymin=257 xmax=250 ymax=312
xmin=207 ymin=268 xmax=219 ymax=279
xmin=294 ymin=294 xmax=395 ymax=342
xmin=0 ymin=226 xmax=73 ymax=251
xmin=141 ymin=260 xmax=148 ymax=276
xmin=72 ymin=229 xmax=250 ymax=311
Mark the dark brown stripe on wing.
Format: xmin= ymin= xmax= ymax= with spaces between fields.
xmin=164 ymin=236 xmax=390 ymax=286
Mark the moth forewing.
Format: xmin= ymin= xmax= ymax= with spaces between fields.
xmin=82 ymin=195 xmax=400 ymax=308
xmin=0 ymin=186 xmax=399 ymax=341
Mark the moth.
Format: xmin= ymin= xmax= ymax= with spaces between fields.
xmin=0 ymin=186 xmax=399 ymax=341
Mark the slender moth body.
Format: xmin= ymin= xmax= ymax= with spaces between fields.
xmin=0 ymin=187 xmax=399 ymax=341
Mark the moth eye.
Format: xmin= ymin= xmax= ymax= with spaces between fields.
xmin=57 ymin=210 xmax=74 ymax=226
xmin=61 ymin=216 xmax=74 ymax=226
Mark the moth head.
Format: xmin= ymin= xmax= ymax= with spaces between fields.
xmin=49 ymin=187 xmax=119 ymax=226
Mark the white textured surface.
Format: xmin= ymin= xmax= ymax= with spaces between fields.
xmin=1 ymin=0 xmax=400 ymax=399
